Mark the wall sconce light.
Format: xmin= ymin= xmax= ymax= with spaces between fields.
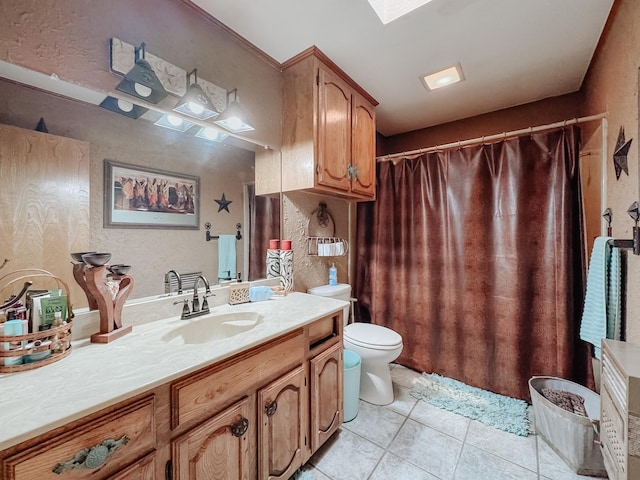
xmin=154 ymin=114 xmax=193 ymax=132
xmin=173 ymin=69 xmax=219 ymax=120
xmin=99 ymin=96 xmax=148 ymax=119
xmin=195 ymin=126 xmax=229 ymax=143
xmin=214 ymin=89 xmax=254 ymax=133
xmin=116 ymin=42 xmax=168 ymax=104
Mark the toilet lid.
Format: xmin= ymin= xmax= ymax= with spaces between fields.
xmin=344 ymin=323 xmax=402 ymax=350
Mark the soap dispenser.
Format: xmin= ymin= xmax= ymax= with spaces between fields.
xmin=329 ymin=263 xmax=337 ymax=286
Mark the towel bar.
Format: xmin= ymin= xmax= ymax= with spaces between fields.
xmin=608 ymin=226 xmax=640 ymax=255
xmin=204 ymin=222 xmax=242 ymax=241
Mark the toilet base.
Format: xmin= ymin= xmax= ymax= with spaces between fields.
xmin=359 ymin=361 xmax=395 ymax=405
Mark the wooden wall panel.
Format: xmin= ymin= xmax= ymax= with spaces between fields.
xmin=0 ymin=124 xmax=90 ymax=307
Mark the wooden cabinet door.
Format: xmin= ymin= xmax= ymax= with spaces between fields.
xmin=258 ymin=365 xmax=306 ymax=480
xmin=309 ymin=342 xmax=343 ymax=452
xmin=351 ymin=92 xmax=376 ymax=198
xmin=316 ymin=66 xmax=351 ymax=192
xmin=172 ymin=397 xmax=253 ymax=480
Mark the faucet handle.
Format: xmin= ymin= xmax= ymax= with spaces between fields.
xmin=173 ymin=299 xmax=190 ymax=318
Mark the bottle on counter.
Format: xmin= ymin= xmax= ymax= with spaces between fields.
xmin=329 ymin=263 xmax=337 ymax=286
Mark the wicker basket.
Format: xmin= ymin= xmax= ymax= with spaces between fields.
xmin=0 ymin=269 xmax=74 ymax=373
xmin=229 ymin=282 xmax=250 ymax=305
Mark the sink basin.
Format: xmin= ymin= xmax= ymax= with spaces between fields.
xmin=160 ymin=311 xmax=264 ymax=345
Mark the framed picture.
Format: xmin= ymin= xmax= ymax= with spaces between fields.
xmin=104 ymin=160 xmax=199 ymax=229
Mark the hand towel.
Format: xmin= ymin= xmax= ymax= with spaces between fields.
xmin=218 ymin=234 xmax=236 ymax=281
xmin=579 ymin=237 xmax=622 ymax=358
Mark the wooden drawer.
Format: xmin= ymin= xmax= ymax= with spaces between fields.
xmin=171 ymin=329 xmax=305 ymax=429
xmin=307 ymin=312 xmax=342 ymax=358
xmin=2 ymin=395 xmax=155 ymax=480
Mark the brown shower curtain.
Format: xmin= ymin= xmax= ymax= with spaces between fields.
xmin=356 ymin=127 xmax=590 ymax=400
xmin=247 ymin=184 xmax=280 ymax=280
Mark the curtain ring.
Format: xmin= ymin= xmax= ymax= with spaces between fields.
xmin=529 ymin=126 xmax=533 ymax=137
xmin=481 ymin=136 xmax=485 ymax=145
xmin=457 ymin=140 xmax=462 ymax=149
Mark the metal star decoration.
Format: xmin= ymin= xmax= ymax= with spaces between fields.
xmin=215 ymin=193 xmax=232 ymax=213
xmin=613 ymin=126 xmax=632 ymax=180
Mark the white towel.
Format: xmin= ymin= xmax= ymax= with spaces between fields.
xmin=218 ymin=234 xmax=236 ymax=281
xmin=579 ymin=237 xmax=622 ymax=358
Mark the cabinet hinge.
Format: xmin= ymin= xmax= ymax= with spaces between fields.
xmin=305 ymin=377 xmax=307 ymax=386
xmin=304 ymin=436 xmax=307 ymax=446
xmin=165 ymin=460 xmax=173 ymax=480
xmin=316 ymin=73 xmax=319 ymax=86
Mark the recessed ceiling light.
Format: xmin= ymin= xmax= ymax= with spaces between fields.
xmin=368 ymin=0 xmax=434 ymax=25
xmin=421 ymin=65 xmax=464 ymax=91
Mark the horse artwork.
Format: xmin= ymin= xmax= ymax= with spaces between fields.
xmin=106 ymin=160 xmax=199 ymax=229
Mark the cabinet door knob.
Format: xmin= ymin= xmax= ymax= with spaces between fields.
xmin=265 ymin=400 xmax=278 ymax=417
xmin=230 ymin=417 xmax=249 ymax=437
xmin=52 ymin=435 xmax=129 ymax=474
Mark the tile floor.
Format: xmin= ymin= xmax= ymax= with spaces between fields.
xmin=298 ymin=364 xmax=607 ymax=480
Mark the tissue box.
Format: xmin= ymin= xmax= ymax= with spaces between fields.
xmin=229 ymin=282 xmax=250 ymax=305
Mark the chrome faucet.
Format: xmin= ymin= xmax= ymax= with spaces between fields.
xmin=192 ymin=275 xmax=211 ymax=313
xmin=165 ymin=270 xmax=182 ymax=294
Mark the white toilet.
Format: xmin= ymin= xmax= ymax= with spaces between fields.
xmin=307 ymin=283 xmax=403 ymax=406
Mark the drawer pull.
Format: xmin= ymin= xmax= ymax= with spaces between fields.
xmin=231 ymin=417 xmax=249 ymax=437
xmin=52 ymin=435 xmax=129 ymax=474
xmin=265 ymin=400 xmax=278 ymax=417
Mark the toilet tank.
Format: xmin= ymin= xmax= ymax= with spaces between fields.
xmin=307 ymin=283 xmax=351 ymax=325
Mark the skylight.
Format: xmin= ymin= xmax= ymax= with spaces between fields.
xmin=367 ymin=0 xmax=434 ymax=24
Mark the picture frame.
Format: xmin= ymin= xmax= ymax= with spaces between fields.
xmin=104 ymin=160 xmax=199 ymax=229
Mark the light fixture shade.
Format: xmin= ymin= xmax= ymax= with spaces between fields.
xmin=173 ymin=70 xmax=219 ymax=120
xmin=214 ymin=100 xmax=254 ymax=133
xmin=195 ymin=126 xmax=229 ymax=143
xmin=99 ymin=96 xmax=148 ymax=119
xmin=421 ymin=64 xmax=464 ymax=91
xmin=116 ymin=43 xmax=168 ymax=104
xmin=154 ymin=114 xmax=193 ymax=132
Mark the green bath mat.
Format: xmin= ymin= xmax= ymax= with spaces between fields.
xmin=410 ymin=373 xmax=531 ymax=436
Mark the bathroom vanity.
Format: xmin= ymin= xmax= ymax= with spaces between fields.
xmin=0 ymin=292 xmax=345 ymax=480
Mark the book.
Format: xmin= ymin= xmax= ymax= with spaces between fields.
xmin=39 ymin=295 xmax=67 ymax=326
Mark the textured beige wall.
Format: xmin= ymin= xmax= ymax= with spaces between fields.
xmin=580 ymin=0 xmax=640 ymax=345
xmin=0 ymin=79 xmax=253 ymax=300
xmin=0 ymin=0 xmax=282 ymax=149
xmin=282 ymin=192 xmax=350 ymax=293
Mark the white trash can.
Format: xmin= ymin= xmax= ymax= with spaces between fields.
xmin=343 ymin=349 xmax=361 ymax=422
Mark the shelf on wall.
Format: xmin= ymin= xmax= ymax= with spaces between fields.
xmin=307 ymin=237 xmax=348 ymax=257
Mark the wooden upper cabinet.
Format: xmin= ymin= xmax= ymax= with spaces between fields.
xmin=316 ymin=66 xmax=352 ymax=193
xmin=281 ymin=47 xmax=378 ymax=201
xmin=351 ymin=91 xmax=376 ymax=197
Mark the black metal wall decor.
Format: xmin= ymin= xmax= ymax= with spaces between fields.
xmin=613 ymin=126 xmax=632 ymax=180
xmin=215 ymin=193 xmax=232 ymax=213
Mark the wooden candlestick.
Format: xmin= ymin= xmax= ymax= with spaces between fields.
xmin=72 ymin=263 xmax=98 ymax=310
xmin=81 ymin=265 xmax=134 ymax=344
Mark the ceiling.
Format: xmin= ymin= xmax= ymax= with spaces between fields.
xmin=190 ymin=0 xmax=614 ymax=137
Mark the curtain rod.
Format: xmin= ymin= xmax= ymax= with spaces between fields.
xmin=377 ymin=112 xmax=608 ymax=162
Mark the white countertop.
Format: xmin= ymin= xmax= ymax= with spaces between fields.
xmin=0 ymin=292 xmax=346 ymax=450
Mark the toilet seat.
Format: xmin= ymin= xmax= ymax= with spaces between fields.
xmin=344 ymin=323 xmax=402 ymax=351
